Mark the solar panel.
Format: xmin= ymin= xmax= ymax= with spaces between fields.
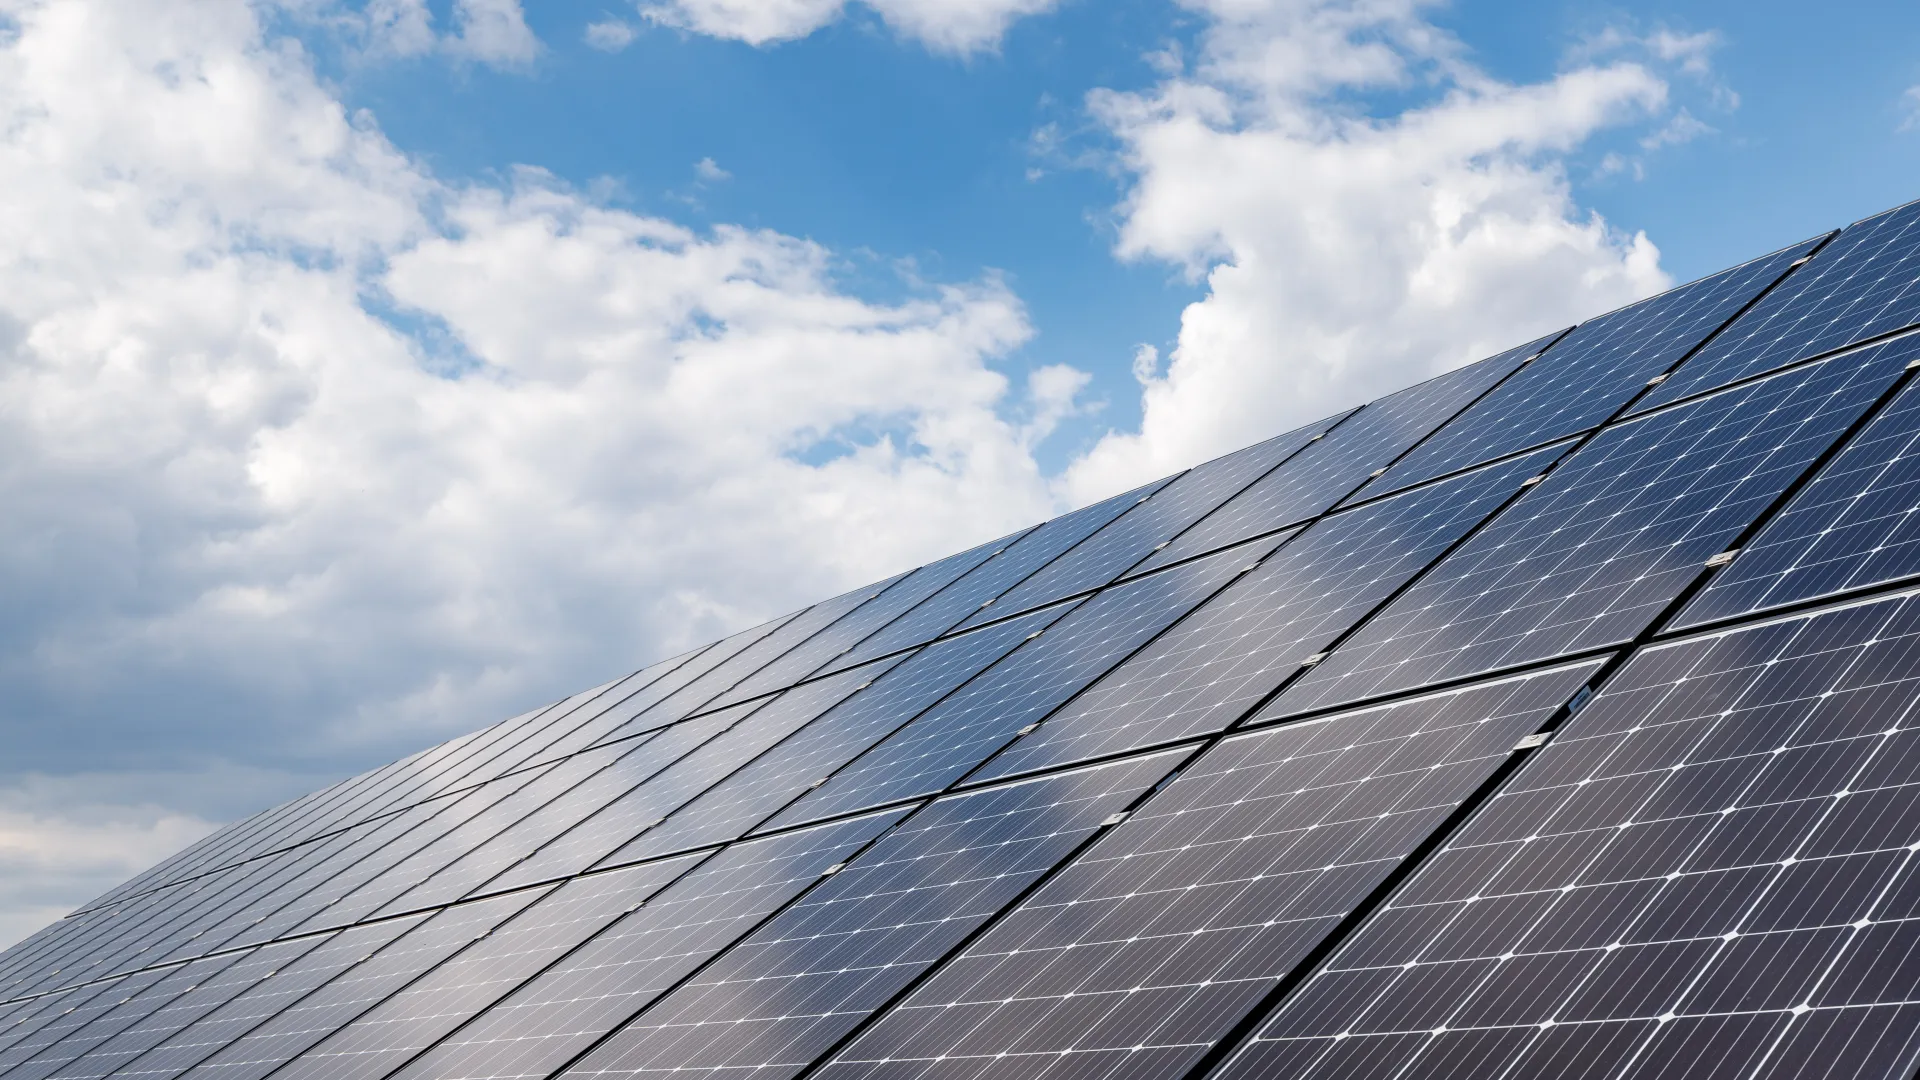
xmin=262 ymin=859 xmax=694 ymax=1080
xmin=1639 ymin=199 xmax=1920 ymax=412
xmin=1272 ymin=345 xmax=1912 ymax=721
xmin=606 ymin=608 xmax=1074 ymax=865
xmin=2 ymin=953 xmax=251 ymax=1080
xmin=1214 ymin=585 xmax=1920 ymax=1080
xmin=551 ymin=751 xmax=1185 ymax=1080
xmin=0 ymin=969 xmax=179 ymax=1075
xmin=707 ymin=532 xmax=1026 ymax=710
xmin=386 ymin=809 xmax=907 ymax=1080
xmin=1675 ymin=333 xmax=1920 ymax=630
xmin=1139 ymin=336 xmax=1557 ymax=573
xmin=1359 ymin=240 xmax=1821 ymax=502
xmin=950 ymin=411 xmax=1354 ymax=625
xmin=814 ymin=661 xmax=1600 ymax=1080
xmin=755 ymin=538 xmax=1288 ymax=832
xmin=449 ymin=662 xmax=905 ymax=896
xmin=104 ymin=920 xmax=421 ymax=1080
xmin=975 ymin=446 xmax=1566 ymax=783
xmin=823 ymin=478 xmax=1178 ymax=673
xmin=184 ymin=889 xmax=547 ymax=1080
xmin=40 ymin=938 xmax=332 ymax=1080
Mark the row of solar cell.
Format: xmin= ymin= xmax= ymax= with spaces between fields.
xmin=1215 ymin=583 xmax=1920 ymax=1080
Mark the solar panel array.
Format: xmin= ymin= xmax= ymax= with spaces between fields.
xmin=10 ymin=196 xmax=1920 ymax=1080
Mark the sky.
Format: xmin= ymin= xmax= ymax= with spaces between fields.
xmin=1 ymin=0 xmax=1918 ymax=949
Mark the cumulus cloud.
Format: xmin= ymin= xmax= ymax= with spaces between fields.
xmin=638 ymin=0 xmax=1057 ymax=55
xmin=346 ymin=0 xmax=540 ymax=66
xmin=0 ymin=0 xmax=1065 ymax=942
xmin=1059 ymin=0 xmax=1678 ymax=499
xmin=584 ymin=17 xmax=639 ymax=51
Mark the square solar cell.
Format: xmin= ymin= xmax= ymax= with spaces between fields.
xmin=708 ymin=532 xmax=1024 ymax=709
xmin=383 ymin=659 xmax=902 ymax=907
xmin=757 ymin=538 xmax=1287 ymax=832
xmin=822 ymin=478 xmax=1176 ymax=674
xmin=107 ymin=919 xmax=422 ymax=1080
xmin=554 ymin=751 xmax=1184 ymax=1080
xmin=42 ymin=937 xmax=333 ymax=1080
xmin=263 ymin=859 xmax=693 ymax=1080
xmin=952 ymin=410 xmax=1353 ymax=626
xmin=386 ymin=809 xmax=907 ymax=1080
xmin=1215 ymin=587 xmax=1920 ymax=1080
xmin=184 ymin=889 xmax=546 ymax=1080
xmin=1138 ymin=335 xmax=1553 ymax=572
xmin=974 ymin=445 xmax=1566 ymax=782
xmin=607 ymin=607 xmax=1074 ymax=865
xmin=1676 ymin=333 xmax=1920 ymax=629
xmin=1271 ymin=345 xmax=1912 ymax=720
xmin=814 ymin=661 xmax=1599 ymax=1080
xmin=1360 ymin=239 xmax=1821 ymax=501
xmin=1641 ymin=199 xmax=1920 ymax=412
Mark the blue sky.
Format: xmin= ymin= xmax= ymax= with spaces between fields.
xmin=0 ymin=0 xmax=1917 ymax=946
xmin=325 ymin=0 xmax=1920 ymax=470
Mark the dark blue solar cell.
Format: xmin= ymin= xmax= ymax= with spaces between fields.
xmin=757 ymin=538 xmax=1287 ymax=831
xmin=708 ymin=532 xmax=1025 ymax=709
xmin=95 ymin=920 xmax=420 ymax=1080
xmin=264 ymin=859 xmax=692 ymax=1080
xmin=454 ymin=661 xmax=904 ymax=895
xmin=1361 ymin=239 xmax=1822 ymax=501
xmin=1676 ymin=334 xmax=1920 ymax=629
xmin=976 ymin=446 xmax=1565 ymax=782
xmin=952 ymin=411 xmax=1353 ymax=625
xmin=606 ymin=606 xmax=1074 ymax=864
xmin=553 ymin=750 xmax=1184 ymax=1080
xmin=1140 ymin=336 xmax=1553 ymax=572
xmin=184 ymin=890 xmax=546 ymax=1080
xmin=1641 ymin=200 xmax=1920 ymax=412
xmin=824 ymin=477 xmax=1177 ymax=672
xmin=1272 ymin=345 xmax=1911 ymax=720
xmin=387 ymin=809 xmax=907 ymax=1080
xmin=38 ymin=937 xmax=332 ymax=1080
xmin=815 ymin=662 xmax=1598 ymax=1080
xmin=1215 ymin=586 xmax=1920 ymax=1080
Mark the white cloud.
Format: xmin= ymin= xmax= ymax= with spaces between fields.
xmin=1059 ymin=0 xmax=1676 ymax=499
xmin=340 ymin=0 xmax=540 ymax=67
xmin=584 ymin=17 xmax=639 ymax=51
xmin=695 ymin=155 xmax=732 ymax=181
xmin=0 ymin=0 xmax=1069 ymax=943
xmin=638 ymin=0 xmax=1057 ymax=55
xmin=447 ymin=0 xmax=540 ymax=65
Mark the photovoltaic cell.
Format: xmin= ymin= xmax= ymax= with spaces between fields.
xmin=708 ymin=532 xmax=1025 ymax=709
xmin=0 ymin=969 xmax=179 ymax=1075
xmin=554 ymin=751 xmax=1184 ymax=1080
xmin=976 ymin=446 xmax=1564 ymax=782
xmin=824 ymin=478 xmax=1177 ymax=673
xmin=758 ymin=539 xmax=1285 ymax=832
xmin=109 ymin=920 xmax=420 ymax=1080
xmin=952 ymin=411 xmax=1353 ymax=626
xmin=1142 ymin=336 xmax=1554 ymax=573
xmin=403 ymin=706 xmax=762 ymax=903
xmin=1675 ymin=334 xmax=1920 ymax=629
xmin=1273 ymin=346 xmax=1912 ymax=720
xmin=1 ymin=953 xmax=253 ymax=1080
xmin=183 ymin=890 xmax=546 ymax=1080
xmin=387 ymin=810 xmax=907 ymax=1080
xmin=472 ymin=662 xmax=904 ymax=894
xmin=263 ymin=859 xmax=693 ymax=1080
xmin=43 ymin=938 xmax=333 ymax=1080
xmin=575 ymin=613 xmax=807 ymax=751
xmin=1217 ymin=586 xmax=1920 ymax=1080
xmin=1361 ymin=240 xmax=1820 ymax=501
xmin=610 ymin=608 xmax=1072 ymax=864
xmin=1640 ymin=200 xmax=1920 ymax=412
xmin=816 ymin=661 xmax=1599 ymax=1080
